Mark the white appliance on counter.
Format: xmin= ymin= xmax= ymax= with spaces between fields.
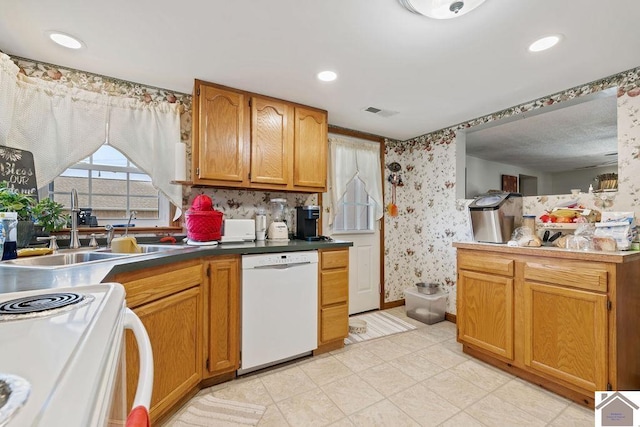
xmin=220 ymin=219 xmax=256 ymax=243
xmin=0 ymin=283 xmax=153 ymax=426
xmin=239 ymin=251 xmax=318 ymax=374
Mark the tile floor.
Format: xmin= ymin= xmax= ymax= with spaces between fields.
xmin=163 ymin=307 xmax=595 ymax=426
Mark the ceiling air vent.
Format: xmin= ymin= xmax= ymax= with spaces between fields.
xmin=363 ymin=106 xmax=399 ymax=118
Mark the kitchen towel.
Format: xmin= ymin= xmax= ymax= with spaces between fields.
xmin=169 ymin=395 xmax=265 ymax=426
xmin=344 ymin=310 xmax=416 ymax=345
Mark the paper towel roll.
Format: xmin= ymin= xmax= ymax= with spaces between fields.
xmin=174 ymin=143 xmax=186 ymax=181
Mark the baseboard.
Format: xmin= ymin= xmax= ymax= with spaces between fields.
xmin=382 ymin=299 xmax=405 ymax=309
xmin=445 ymin=312 xmax=456 ymax=323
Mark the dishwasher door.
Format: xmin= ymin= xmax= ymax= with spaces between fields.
xmin=240 ymin=251 xmax=318 ymax=374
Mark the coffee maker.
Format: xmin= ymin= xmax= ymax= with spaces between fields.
xmin=295 ymin=205 xmax=321 ymax=241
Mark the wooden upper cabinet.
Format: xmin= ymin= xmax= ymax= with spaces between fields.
xmin=250 ymin=97 xmax=292 ymax=186
xmin=193 ymin=81 xmax=248 ymax=186
xmin=191 ymin=80 xmax=327 ymax=192
xmin=294 ymin=107 xmax=327 ymax=190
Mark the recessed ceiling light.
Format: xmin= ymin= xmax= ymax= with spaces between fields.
xmin=317 ymin=71 xmax=337 ymax=82
xmin=528 ymin=35 xmax=562 ymax=52
xmin=47 ymin=31 xmax=84 ymax=49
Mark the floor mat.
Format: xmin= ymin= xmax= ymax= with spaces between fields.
xmin=344 ymin=310 xmax=417 ymax=345
xmin=169 ymin=395 xmax=266 ymax=426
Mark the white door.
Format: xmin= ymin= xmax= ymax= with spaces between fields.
xmin=323 ymin=177 xmax=380 ymax=314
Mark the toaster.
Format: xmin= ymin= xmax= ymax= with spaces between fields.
xmin=220 ymin=219 xmax=256 ymax=243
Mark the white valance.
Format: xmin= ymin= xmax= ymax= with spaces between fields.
xmin=0 ymin=53 xmax=182 ymax=209
xmin=327 ymin=135 xmax=383 ymax=225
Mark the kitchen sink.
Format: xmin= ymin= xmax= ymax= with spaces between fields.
xmin=0 ymin=251 xmax=128 ymax=269
xmin=98 ymin=244 xmax=192 ymax=254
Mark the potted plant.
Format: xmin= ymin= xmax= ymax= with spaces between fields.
xmin=0 ymin=181 xmax=35 ymax=221
xmin=32 ymin=198 xmax=68 ymax=233
xmin=0 ymin=181 xmax=36 ymax=247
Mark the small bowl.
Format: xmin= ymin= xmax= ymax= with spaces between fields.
xmin=349 ymin=319 xmax=367 ymax=334
xmin=416 ymin=282 xmax=439 ymax=295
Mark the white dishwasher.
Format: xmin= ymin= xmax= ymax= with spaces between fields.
xmin=239 ymin=250 xmax=318 ymax=374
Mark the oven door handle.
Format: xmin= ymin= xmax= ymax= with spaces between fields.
xmin=124 ymin=308 xmax=154 ymax=411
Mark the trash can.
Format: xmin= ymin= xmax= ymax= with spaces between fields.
xmin=404 ymin=287 xmax=447 ymax=325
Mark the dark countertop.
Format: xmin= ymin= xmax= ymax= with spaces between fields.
xmin=0 ymin=239 xmax=352 ymax=294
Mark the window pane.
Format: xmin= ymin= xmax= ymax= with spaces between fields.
xmin=333 ymin=176 xmax=374 ymax=232
xmin=92 ymin=145 xmax=128 ymax=167
xmin=130 ymin=199 xmax=159 ymax=219
xmin=40 ymin=145 xmax=166 ymax=226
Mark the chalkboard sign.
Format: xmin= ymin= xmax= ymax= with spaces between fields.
xmin=0 ymin=145 xmax=38 ymax=201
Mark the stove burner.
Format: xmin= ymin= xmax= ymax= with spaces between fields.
xmin=0 ymin=293 xmax=85 ymax=316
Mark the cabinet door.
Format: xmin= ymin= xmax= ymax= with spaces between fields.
xmin=293 ymin=107 xmax=327 ymax=190
xmin=206 ymin=256 xmax=240 ymax=376
xmin=126 ymin=286 xmax=202 ymax=424
xmin=194 ymin=83 xmax=248 ymax=184
xmin=457 ymin=270 xmax=514 ymax=359
xmin=320 ymin=304 xmax=349 ymax=343
xmin=250 ymin=97 xmax=292 ymax=186
xmin=523 ymin=281 xmax=608 ymax=392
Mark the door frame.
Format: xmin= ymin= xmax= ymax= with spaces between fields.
xmin=321 ymin=126 xmax=390 ymax=310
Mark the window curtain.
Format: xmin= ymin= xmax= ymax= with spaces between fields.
xmin=0 ymin=52 xmax=183 ymax=209
xmin=327 ymin=135 xmax=383 ymax=225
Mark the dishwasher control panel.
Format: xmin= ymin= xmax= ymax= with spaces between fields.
xmin=242 ymin=250 xmax=318 ymax=269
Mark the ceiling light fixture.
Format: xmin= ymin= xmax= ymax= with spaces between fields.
xmin=528 ymin=35 xmax=562 ymax=52
xmin=47 ymin=31 xmax=84 ymax=49
xmin=398 ymin=0 xmax=487 ymax=19
xmin=317 ymin=70 xmax=337 ymax=82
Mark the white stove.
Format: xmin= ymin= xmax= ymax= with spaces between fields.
xmin=0 ymin=283 xmax=153 ymax=426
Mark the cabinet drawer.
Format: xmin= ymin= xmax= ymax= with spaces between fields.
xmin=320 ymin=304 xmax=348 ymax=343
xmin=458 ymin=251 xmax=514 ymax=276
xmin=524 ymin=259 xmax=609 ymax=292
xmin=321 ymin=249 xmax=349 ymax=270
xmin=320 ymin=270 xmax=348 ymax=306
xmin=116 ymin=262 xmax=203 ymax=308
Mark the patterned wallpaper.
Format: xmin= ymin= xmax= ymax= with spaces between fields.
xmin=11 ymin=55 xmax=640 ymax=313
xmin=384 ymin=67 xmax=640 ymax=313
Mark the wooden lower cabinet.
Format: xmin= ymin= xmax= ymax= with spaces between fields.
xmin=454 ymin=244 xmax=640 ymax=408
xmin=109 ymin=259 xmax=203 ymax=425
xmin=316 ymin=248 xmax=349 ymax=354
xmin=204 ymin=255 xmax=240 ymax=377
xmin=457 ymin=269 xmax=513 ymax=360
xmin=523 ymin=281 xmax=608 ymax=392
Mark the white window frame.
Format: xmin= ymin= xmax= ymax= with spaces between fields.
xmin=41 ymin=146 xmax=169 ymax=227
xmin=332 ymin=176 xmax=376 ymax=235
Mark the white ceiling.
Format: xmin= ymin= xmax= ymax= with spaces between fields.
xmin=0 ymin=0 xmax=639 ymax=141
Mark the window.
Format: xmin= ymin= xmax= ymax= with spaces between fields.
xmin=333 ymin=176 xmax=376 ymax=233
xmin=41 ymin=145 xmax=169 ymax=226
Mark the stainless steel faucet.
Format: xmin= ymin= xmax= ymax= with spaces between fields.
xmin=69 ymin=188 xmax=81 ymax=249
xmin=125 ymin=211 xmax=136 ymax=236
xmin=105 ymin=224 xmax=114 ymax=248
